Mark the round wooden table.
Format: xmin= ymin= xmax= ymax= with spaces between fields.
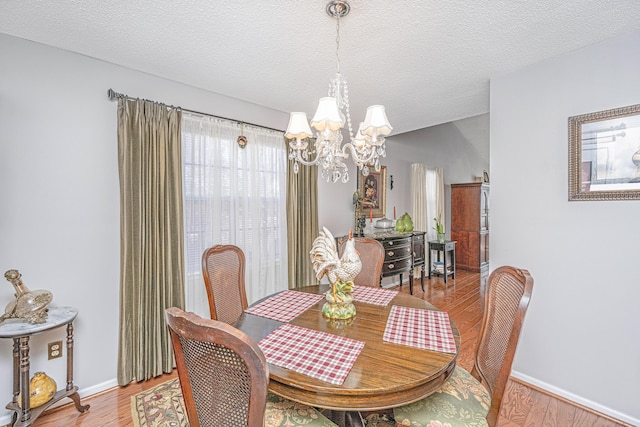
xmin=235 ymin=285 xmax=460 ymax=424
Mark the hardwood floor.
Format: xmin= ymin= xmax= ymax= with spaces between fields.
xmin=18 ymin=270 xmax=630 ymax=426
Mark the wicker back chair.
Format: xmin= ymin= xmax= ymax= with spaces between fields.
xmin=472 ymin=266 xmax=534 ymax=425
xmin=202 ymin=245 xmax=248 ymax=324
xmin=339 ymin=237 xmax=385 ymax=287
xmin=165 ymin=307 xmax=268 ymax=427
xmin=166 ymin=307 xmax=338 ymax=427
xmin=394 ymin=266 xmax=534 ymax=427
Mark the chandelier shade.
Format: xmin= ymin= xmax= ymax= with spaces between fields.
xmin=285 ymin=0 xmax=391 ymax=183
xmin=285 ymin=112 xmax=313 ymax=140
xmin=361 ymin=105 xmax=392 ymax=137
xmin=311 ymin=97 xmax=345 ymax=132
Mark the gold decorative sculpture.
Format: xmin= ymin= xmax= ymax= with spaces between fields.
xmin=18 ymin=372 xmax=57 ymax=408
xmin=1 ymin=270 xmax=53 ymax=324
xmin=310 ymin=228 xmax=361 ymax=320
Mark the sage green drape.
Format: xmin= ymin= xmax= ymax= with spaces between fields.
xmin=286 ymin=148 xmax=319 ymax=289
xmin=116 ymin=98 xmax=185 ymax=385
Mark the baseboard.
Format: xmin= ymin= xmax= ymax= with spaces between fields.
xmin=0 ymin=378 xmax=118 ymax=426
xmin=510 ymin=370 xmax=639 ymax=426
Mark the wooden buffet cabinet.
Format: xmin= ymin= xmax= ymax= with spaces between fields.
xmin=371 ymin=231 xmax=425 ymax=295
xmin=451 ymin=182 xmax=489 ymax=283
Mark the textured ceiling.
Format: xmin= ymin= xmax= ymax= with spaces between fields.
xmin=1 ymin=0 xmax=640 ymax=134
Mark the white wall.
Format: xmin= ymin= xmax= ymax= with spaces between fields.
xmin=491 ymin=30 xmax=640 ymax=424
xmin=0 ymin=33 xmax=288 ymax=423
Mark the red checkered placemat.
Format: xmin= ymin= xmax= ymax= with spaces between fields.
xmin=258 ymin=323 xmax=365 ymax=385
xmin=352 ymin=285 xmax=398 ymax=306
xmin=245 ymin=290 xmax=324 ymax=323
xmin=383 ymin=305 xmax=457 ymax=353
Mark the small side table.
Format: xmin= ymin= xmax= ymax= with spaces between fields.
xmin=0 ymin=306 xmax=89 ymax=427
xmin=428 ymin=240 xmax=456 ymax=284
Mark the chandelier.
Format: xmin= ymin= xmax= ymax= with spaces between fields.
xmin=284 ymin=0 xmax=392 ymax=183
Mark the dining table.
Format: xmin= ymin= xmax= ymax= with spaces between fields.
xmin=234 ymin=284 xmax=460 ymax=427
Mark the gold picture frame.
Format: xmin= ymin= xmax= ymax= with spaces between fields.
xmin=569 ymin=104 xmax=640 ymax=201
xmin=356 ymin=166 xmax=387 ymax=218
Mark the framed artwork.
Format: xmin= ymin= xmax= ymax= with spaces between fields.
xmin=356 ymin=166 xmax=387 ymax=218
xmin=568 ymin=104 xmax=640 ymax=201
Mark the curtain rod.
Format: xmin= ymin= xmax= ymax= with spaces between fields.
xmin=106 ymin=88 xmax=285 ymax=133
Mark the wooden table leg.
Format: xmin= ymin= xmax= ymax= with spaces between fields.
xmin=409 ymin=269 xmax=414 ymax=295
xmin=443 ymin=249 xmax=448 ymax=284
xmin=451 ymin=248 xmax=456 ymax=279
xmin=322 ymin=410 xmax=365 ymax=427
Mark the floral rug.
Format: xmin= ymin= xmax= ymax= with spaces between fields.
xmin=131 ymin=378 xmax=188 ymax=427
xmin=131 ymin=378 xmax=396 ymax=427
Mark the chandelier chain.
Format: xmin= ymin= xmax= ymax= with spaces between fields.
xmin=335 ymin=12 xmax=341 ymax=73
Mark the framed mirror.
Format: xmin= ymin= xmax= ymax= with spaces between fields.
xmin=568 ymin=103 xmax=640 ymax=201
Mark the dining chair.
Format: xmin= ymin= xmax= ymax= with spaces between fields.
xmin=201 ymin=244 xmax=248 ymax=325
xmin=339 ymin=237 xmax=385 ymax=287
xmin=165 ymin=307 xmax=338 ymax=427
xmin=393 ymin=266 xmax=534 ymax=427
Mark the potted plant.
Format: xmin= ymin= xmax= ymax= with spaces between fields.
xmin=434 ymin=215 xmax=446 ymax=243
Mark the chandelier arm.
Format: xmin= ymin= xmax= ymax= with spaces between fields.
xmin=292 ymin=150 xmax=322 ymax=167
xmin=342 ymin=142 xmax=377 ymax=166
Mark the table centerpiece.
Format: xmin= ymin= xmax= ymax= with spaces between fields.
xmin=310 ymin=227 xmax=361 ymax=320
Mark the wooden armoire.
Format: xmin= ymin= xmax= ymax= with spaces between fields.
xmin=451 ymin=182 xmax=489 ymax=282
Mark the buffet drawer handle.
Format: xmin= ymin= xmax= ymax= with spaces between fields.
xmin=388 ymin=251 xmax=394 ymax=256
xmin=388 ymin=241 xmax=394 ymax=246
xmin=388 ymin=263 xmax=395 ymax=269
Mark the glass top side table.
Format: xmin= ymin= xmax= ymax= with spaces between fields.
xmin=0 ymin=306 xmax=89 ymax=426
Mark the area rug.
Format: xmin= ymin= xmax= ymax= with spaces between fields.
xmin=131 ymin=378 xmax=396 ymax=427
xmin=131 ymin=378 xmax=188 ymax=427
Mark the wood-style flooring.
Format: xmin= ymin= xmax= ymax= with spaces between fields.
xmin=13 ymin=270 xmax=630 ymax=426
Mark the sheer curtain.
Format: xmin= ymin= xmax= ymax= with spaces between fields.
xmin=427 ymin=167 xmax=445 ymax=241
xmin=434 ymin=167 xmax=445 ymax=238
xmin=412 ymin=164 xmax=445 ymax=242
xmin=181 ymin=112 xmax=288 ymax=317
xmin=411 ymin=163 xmax=428 ymax=234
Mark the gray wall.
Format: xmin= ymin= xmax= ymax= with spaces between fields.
xmin=388 ymin=114 xmax=490 ymax=238
xmin=0 ymin=33 xmax=288 ymax=424
xmin=491 ymin=30 xmax=640 ymax=424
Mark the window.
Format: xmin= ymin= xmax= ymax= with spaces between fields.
xmin=182 ymin=113 xmax=288 ymax=316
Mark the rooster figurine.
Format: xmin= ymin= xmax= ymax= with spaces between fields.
xmin=310 ymin=227 xmax=361 ymax=319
